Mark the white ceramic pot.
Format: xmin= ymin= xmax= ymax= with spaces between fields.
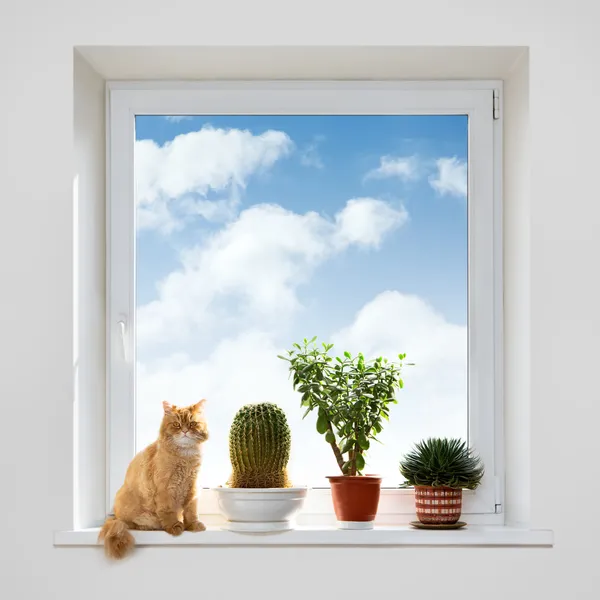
xmin=213 ymin=487 xmax=308 ymax=533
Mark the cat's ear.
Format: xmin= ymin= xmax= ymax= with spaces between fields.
xmin=192 ymin=399 xmax=207 ymax=413
xmin=162 ymin=401 xmax=175 ymax=415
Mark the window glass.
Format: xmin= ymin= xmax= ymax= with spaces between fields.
xmin=134 ymin=115 xmax=468 ymax=487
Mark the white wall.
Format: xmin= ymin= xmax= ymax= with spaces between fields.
xmin=503 ymin=52 xmax=531 ymax=528
xmin=1 ymin=1 xmax=599 ymax=598
xmin=73 ymin=51 xmax=106 ymax=530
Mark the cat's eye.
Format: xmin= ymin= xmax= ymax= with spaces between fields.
xmin=173 ymin=423 xmax=181 ymax=428
xmin=190 ymin=421 xmax=197 ymax=427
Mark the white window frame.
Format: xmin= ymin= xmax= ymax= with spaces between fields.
xmin=106 ymin=81 xmax=504 ymax=525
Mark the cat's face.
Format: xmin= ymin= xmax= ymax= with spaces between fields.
xmin=161 ymin=400 xmax=209 ymax=448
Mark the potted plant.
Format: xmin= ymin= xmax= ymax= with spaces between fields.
xmin=399 ymin=438 xmax=484 ymax=528
xmin=280 ymin=338 xmax=407 ymax=529
xmin=214 ymin=403 xmax=307 ymax=532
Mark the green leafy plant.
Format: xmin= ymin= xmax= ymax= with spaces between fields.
xmin=279 ymin=337 xmax=408 ymax=476
xmin=228 ymin=403 xmax=291 ymax=488
xmin=399 ymin=438 xmax=484 ymax=489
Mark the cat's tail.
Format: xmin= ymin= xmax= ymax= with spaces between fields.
xmin=98 ymin=516 xmax=135 ymax=560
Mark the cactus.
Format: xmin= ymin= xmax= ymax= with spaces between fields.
xmin=228 ymin=403 xmax=292 ymax=488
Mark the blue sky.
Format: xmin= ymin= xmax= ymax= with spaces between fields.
xmin=133 ymin=115 xmax=468 ymax=485
xmin=136 ymin=115 xmax=467 ymax=333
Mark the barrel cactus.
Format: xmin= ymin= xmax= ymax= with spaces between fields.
xmin=228 ymin=403 xmax=292 ymax=488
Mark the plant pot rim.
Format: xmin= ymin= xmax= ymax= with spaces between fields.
xmin=212 ymin=486 xmax=308 ymax=493
xmin=327 ymin=475 xmax=382 ymax=482
xmin=414 ymin=485 xmax=464 ymax=490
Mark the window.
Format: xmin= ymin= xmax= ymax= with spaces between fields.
xmin=107 ymin=82 xmax=503 ymax=524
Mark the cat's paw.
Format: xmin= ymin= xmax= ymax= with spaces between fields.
xmin=186 ymin=521 xmax=206 ymax=532
xmin=166 ymin=521 xmax=184 ymax=536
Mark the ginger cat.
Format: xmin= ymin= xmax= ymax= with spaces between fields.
xmin=99 ymin=400 xmax=209 ymax=559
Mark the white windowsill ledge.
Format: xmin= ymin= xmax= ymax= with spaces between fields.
xmin=54 ymin=526 xmax=553 ymax=547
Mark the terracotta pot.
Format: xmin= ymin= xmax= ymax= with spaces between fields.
xmin=414 ymin=486 xmax=463 ymax=524
xmin=327 ymin=475 xmax=382 ymax=529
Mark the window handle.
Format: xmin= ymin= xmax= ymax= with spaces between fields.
xmin=118 ymin=319 xmax=128 ymax=362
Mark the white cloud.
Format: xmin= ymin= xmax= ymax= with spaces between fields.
xmin=135 ymin=127 xmax=293 ymax=232
xmin=178 ymin=185 xmax=242 ymax=223
xmin=333 ymin=291 xmax=465 ymax=368
xmin=135 ymin=331 xmax=328 ymax=486
xmin=136 ymin=291 xmax=467 ymax=486
xmin=137 ymin=204 xmax=330 ymax=347
xmin=299 ymin=136 xmax=325 ymax=169
xmin=136 ymin=197 xmax=183 ymax=235
xmin=334 ymin=198 xmax=408 ymax=249
xmin=137 ymin=198 xmax=408 ymax=348
xmin=429 ymin=157 xmax=467 ymax=198
xmin=364 ymin=155 xmax=419 ymax=182
xmin=164 ymin=116 xmax=193 ymax=123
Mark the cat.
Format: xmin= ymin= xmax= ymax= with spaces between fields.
xmin=99 ymin=399 xmax=209 ymax=559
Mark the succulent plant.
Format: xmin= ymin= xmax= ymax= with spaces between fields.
xmin=228 ymin=403 xmax=292 ymax=488
xmin=399 ymin=438 xmax=484 ymax=490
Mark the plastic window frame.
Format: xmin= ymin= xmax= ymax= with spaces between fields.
xmin=106 ymin=81 xmax=504 ymax=526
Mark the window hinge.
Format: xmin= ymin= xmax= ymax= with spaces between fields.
xmin=493 ymin=89 xmax=500 ymax=120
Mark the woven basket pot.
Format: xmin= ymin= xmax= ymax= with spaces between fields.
xmin=414 ymin=486 xmax=463 ymax=524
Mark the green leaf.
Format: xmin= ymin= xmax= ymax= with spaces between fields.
xmin=355 ymin=453 xmax=366 ymax=472
xmin=344 ymin=351 xmax=351 ymax=359
xmin=357 ymin=432 xmax=370 ymax=450
xmin=325 ymin=430 xmax=336 ymax=444
xmin=342 ymin=460 xmax=353 ymax=474
xmin=341 ymin=437 xmax=356 ymax=454
xmin=316 ymin=411 xmax=328 ymax=435
xmin=398 ymin=437 xmax=484 ymax=489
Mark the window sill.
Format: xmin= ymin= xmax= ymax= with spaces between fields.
xmin=54 ymin=525 xmax=553 ymax=547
